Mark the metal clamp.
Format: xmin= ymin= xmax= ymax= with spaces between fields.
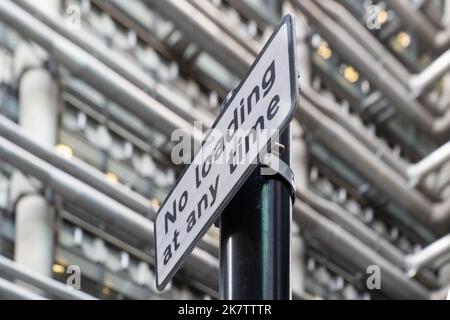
xmin=261 ymin=153 xmax=296 ymax=204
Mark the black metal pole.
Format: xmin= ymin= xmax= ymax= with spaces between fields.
xmin=219 ymin=126 xmax=292 ymax=300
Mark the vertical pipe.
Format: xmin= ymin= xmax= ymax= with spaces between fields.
xmin=11 ymin=0 xmax=60 ymax=279
xmin=219 ymin=127 xmax=292 ymax=300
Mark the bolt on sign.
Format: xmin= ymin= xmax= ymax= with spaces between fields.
xmin=154 ymin=15 xmax=299 ymax=290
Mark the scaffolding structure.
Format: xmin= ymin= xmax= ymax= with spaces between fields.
xmin=0 ymin=0 xmax=450 ymax=300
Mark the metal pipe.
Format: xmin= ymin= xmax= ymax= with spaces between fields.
xmin=0 ymin=136 xmax=221 ymax=292
xmin=410 ymin=48 xmax=450 ymax=93
xmin=0 ymin=277 xmax=46 ymax=300
xmin=148 ymin=0 xmax=450 ymax=185
xmin=291 ymin=0 xmax=450 ymax=137
xmin=303 ymin=87 xmax=450 ymax=193
xmin=289 ymin=9 xmax=439 ymax=264
xmin=294 ymin=202 xmax=430 ymax=299
xmin=436 ymin=30 xmax=450 ymax=50
xmin=317 ymin=0 xmax=411 ymax=86
xmin=302 ymin=87 xmax=408 ymax=175
xmin=431 ymin=285 xmax=450 ymax=300
xmin=0 ymin=136 xmax=155 ymax=245
xmin=89 ymin=0 xmax=228 ymax=98
xmin=406 ymin=234 xmax=450 ymax=274
xmin=293 ymin=110 xmax=440 ymax=289
xmin=297 ymin=99 xmax=439 ymax=229
xmin=299 ymin=125 xmax=443 ymax=294
xmin=0 ymin=114 xmax=219 ymax=257
xmin=186 ymin=0 xmax=261 ymax=56
xmin=153 ymin=0 xmax=450 ymax=234
xmin=24 ymin=0 xmax=449 ymax=277
xmin=146 ymin=0 xmax=254 ymax=77
xmin=293 ymin=133 xmax=406 ymax=267
xmin=12 ymin=0 xmax=60 ymax=282
xmin=36 ymin=0 xmax=448 ymax=193
xmin=294 ymin=10 xmax=312 ymax=90
xmin=226 ymin=0 xmax=278 ymax=28
xmin=300 ymin=96 xmax=450 ymax=229
xmin=321 ymin=0 xmax=450 ymax=98
xmin=434 ymin=195 xmax=450 ymax=225
xmin=0 ymin=0 xmax=202 ymax=141
xmin=317 ymin=1 xmax=441 ymax=116
xmin=0 ymin=0 xmax=222 ymax=297
xmin=384 ymin=0 xmax=437 ymax=50
xmin=434 ymin=163 xmax=450 ymax=195
xmin=0 ymin=115 xmax=154 ymax=219
xmin=19 ymin=1 xmax=434 ymax=272
xmin=151 ymin=0 xmax=450 ymax=288
xmin=407 ymin=141 xmax=450 ymax=182
xmin=3 ymin=99 xmax=434 ymax=299
xmin=304 ymin=86 xmax=450 ymax=191
xmin=0 ymin=255 xmax=94 ymax=299
xmin=4 ymin=0 xmax=446 ymax=298
xmin=14 ymin=0 xmax=214 ymax=129
xmin=384 ymin=0 xmax=450 ymax=51
xmin=291 ymin=222 xmax=305 ymax=295
xmin=152 ymin=3 xmax=440 ymax=296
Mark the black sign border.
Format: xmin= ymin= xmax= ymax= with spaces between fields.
xmin=155 ymin=14 xmax=299 ymax=291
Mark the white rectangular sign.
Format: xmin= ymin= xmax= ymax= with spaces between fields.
xmin=154 ymin=15 xmax=298 ymax=290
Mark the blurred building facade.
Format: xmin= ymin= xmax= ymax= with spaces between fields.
xmin=0 ymin=0 xmax=450 ymax=299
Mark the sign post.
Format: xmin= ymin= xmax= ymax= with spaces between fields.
xmin=154 ymin=15 xmax=298 ymax=294
xmin=219 ymin=125 xmax=292 ymax=299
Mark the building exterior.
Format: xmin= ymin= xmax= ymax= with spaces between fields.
xmin=0 ymin=0 xmax=449 ymax=300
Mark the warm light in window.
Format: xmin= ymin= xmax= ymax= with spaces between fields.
xmin=378 ymin=10 xmax=388 ymax=25
xmin=52 ymin=263 xmax=65 ymax=274
xmin=344 ymin=66 xmax=359 ymax=83
xmin=105 ymin=172 xmax=119 ymax=184
xmin=151 ymin=198 xmax=160 ymax=210
xmin=397 ymin=32 xmax=411 ymax=48
xmin=55 ymin=144 xmax=73 ymax=159
xmin=317 ymin=41 xmax=332 ymax=60
xmin=102 ymin=286 xmax=111 ymax=295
